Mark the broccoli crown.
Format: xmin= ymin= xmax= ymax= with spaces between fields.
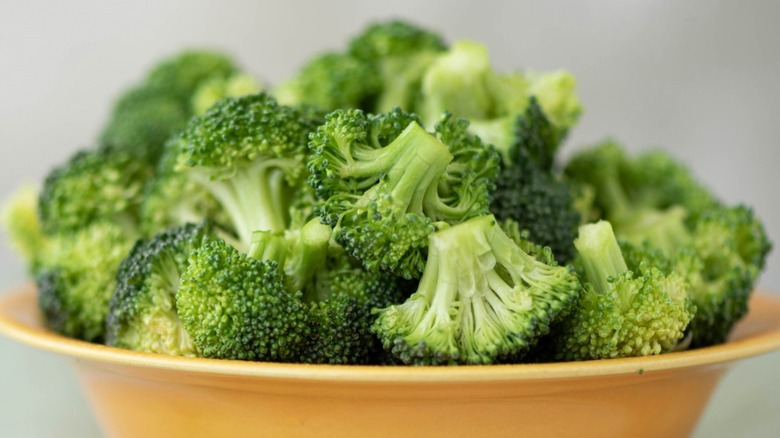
xmin=348 ymin=19 xmax=447 ymax=113
xmin=564 ymin=141 xmax=718 ymax=234
xmin=191 ymin=73 xmax=262 ymax=116
xmin=177 ymin=239 xmax=311 ymax=361
xmin=168 ymin=92 xmax=315 ymax=247
xmin=145 ymin=50 xmax=237 ymax=101
xmin=39 ymin=147 xmax=153 ymax=234
xmin=274 ymin=52 xmax=381 ymax=112
xmin=525 ymin=71 xmax=583 ymax=134
xmin=99 ymin=84 xmax=190 ymax=165
xmin=308 ymin=108 xmax=497 ymax=279
xmin=491 ymin=98 xmax=581 ymax=263
xmin=105 ymin=222 xmax=214 ymax=355
xmin=552 ymin=221 xmax=694 ymax=361
xmin=36 ymin=222 xmax=135 ymax=342
xmin=682 ymin=205 xmax=771 ymax=347
xmin=1 ymin=185 xmax=46 ymax=271
xmin=373 ymin=214 xmax=580 ymax=365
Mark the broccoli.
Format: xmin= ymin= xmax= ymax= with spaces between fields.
xmin=416 ymin=40 xmax=582 ymax=157
xmin=177 ymin=239 xmax=311 ymax=361
xmin=105 ymin=222 xmax=215 ymax=355
xmin=274 ymin=52 xmax=381 ymax=112
xmin=548 ymin=221 xmax=694 ymax=361
xmin=192 ymin=73 xmax=262 ymax=115
xmin=144 ymin=50 xmax=237 ymax=102
xmin=38 ymin=147 xmax=153 ymax=235
xmin=1 ymin=185 xmax=46 ymax=271
xmin=372 ymin=214 xmax=580 ymax=365
xmin=37 ymin=222 xmax=135 ymax=342
xmin=308 ymin=107 xmax=497 ymax=279
xmin=162 ymin=93 xmax=315 ymax=249
xmin=348 ymin=19 xmax=447 ymax=113
xmin=491 ymin=97 xmax=581 ymax=263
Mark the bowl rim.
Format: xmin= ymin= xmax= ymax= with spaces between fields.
xmin=2 ymin=285 xmax=780 ymax=383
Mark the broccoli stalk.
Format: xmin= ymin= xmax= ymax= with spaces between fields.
xmin=550 ymin=221 xmax=694 ymax=361
xmin=373 ymin=214 xmax=579 ymax=365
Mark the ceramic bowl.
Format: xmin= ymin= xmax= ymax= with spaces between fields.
xmin=2 ymin=285 xmax=780 ymax=438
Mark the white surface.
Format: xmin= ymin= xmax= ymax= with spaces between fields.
xmin=1 ymin=1 xmax=779 ymax=437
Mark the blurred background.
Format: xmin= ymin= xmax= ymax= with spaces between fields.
xmin=1 ymin=1 xmax=779 ymax=436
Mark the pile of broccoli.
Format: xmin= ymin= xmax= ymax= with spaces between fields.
xmin=1 ymin=19 xmax=771 ymax=365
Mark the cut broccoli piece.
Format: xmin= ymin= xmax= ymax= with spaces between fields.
xmin=177 ymin=239 xmax=311 ymax=361
xmin=1 ymin=185 xmax=46 ymax=271
xmin=165 ymin=92 xmax=315 ymax=249
xmin=274 ymin=52 xmax=381 ymax=112
xmin=145 ymin=50 xmax=237 ymax=102
xmin=550 ymin=221 xmax=694 ymax=361
xmin=373 ymin=214 xmax=580 ymax=365
xmin=348 ymin=19 xmax=447 ymax=113
xmin=191 ymin=73 xmax=262 ymax=115
xmin=105 ymin=222 xmax=215 ymax=355
xmin=491 ymin=97 xmax=581 ymax=263
xmin=39 ymin=147 xmax=153 ymax=234
xmin=36 ymin=222 xmax=135 ymax=342
xmin=308 ymin=108 xmax=497 ymax=279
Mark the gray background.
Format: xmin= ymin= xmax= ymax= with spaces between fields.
xmin=1 ymin=1 xmax=779 ymax=436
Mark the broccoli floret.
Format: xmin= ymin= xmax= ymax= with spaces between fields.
xmin=99 ymin=84 xmax=190 ymax=165
xmin=491 ymin=97 xmax=581 ymax=263
xmin=177 ymin=239 xmax=311 ymax=361
xmin=348 ymin=19 xmax=447 ymax=113
xmin=191 ymin=73 xmax=262 ymax=115
xmin=165 ymin=93 xmax=315 ymax=249
xmin=308 ymin=108 xmax=497 ymax=279
xmin=105 ymin=222 xmax=215 ymax=355
xmin=550 ymin=221 xmax=694 ymax=361
xmin=36 ymin=222 xmax=135 ymax=342
xmin=274 ymin=52 xmax=381 ymax=112
xmin=416 ymin=40 xmax=582 ymax=157
xmin=372 ymin=214 xmax=579 ymax=365
xmin=39 ymin=147 xmax=153 ymax=234
xmin=1 ymin=185 xmax=46 ymax=271
xmin=145 ymin=50 xmax=237 ymax=102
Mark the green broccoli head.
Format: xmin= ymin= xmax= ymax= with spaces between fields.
xmin=99 ymin=84 xmax=190 ymax=165
xmin=105 ymin=222 xmax=215 ymax=355
xmin=308 ymin=108 xmax=497 ymax=279
xmin=491 ymin=98 xmax=581 ymax=263
xmin=274 ymin=52 xmax=381 ymax=112
xmin=1 ymin=185 xmax=46 ymax=271
xmin=348 ymin=19 xmax=447 ymax=112
xmin=167 ymin=92 xmax=315 ymax=248
xmin=177 ymin=239 xmax=311 ymax=361
xmin=551 ymin=221 xmax=694 ymax=361
xmin=39 ymin=147 xmax=153 ymax=235
xmin=373 ymin=214 xmax=580 ymax=365
xmin=145 ymin=50 xmax=237 ymax=102
xmin=37 ymin=222 xmax=135 ymax=342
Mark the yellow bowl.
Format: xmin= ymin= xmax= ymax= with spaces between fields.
xmin=2 ymin=285 xmax=780 ymax=438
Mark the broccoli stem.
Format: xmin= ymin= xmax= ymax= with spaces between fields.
xmin=574 ymin=221 xmax=628 ymax=295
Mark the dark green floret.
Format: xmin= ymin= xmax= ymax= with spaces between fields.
xmin=373 ymin=214 xmax=580 ymax=365
xmin=177 ymin=239 xmax=311 ymax=361
xmin=105 ymin=222 xmax=215 ymax=355
xmin=308 ymin=107 xmax=497 ymax=279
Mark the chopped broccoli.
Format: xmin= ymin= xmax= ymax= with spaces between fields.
xmin=164 ymin=93 xmax=315 ymax=248
xmin=1 ymin=185 xmax=46 ymax=271
xmin=373 ymin=214 xmax=579 ymax=365
xmin=177 ymin=239 xmax=311 ymax=361
xmin=39 ymin=147 xmax=153 ymax=235
xmin=37 ymin=222 xmax=135 ymax=342
xmin=491 ymin=97 xmax=581 ymax=263
xmin=145 ymin=50 xmax=237 ymax=102
xmin=549 ymin=221 xmax=694 ymax=361
xmin=274 ymin=52 xmax=381 ymax=112
xmin=191 ymin=73 xmax=262 ymax=115
xmin=348 ymin=19 xmax=447 ymax=113
xmin=308 ymin=107 xmax=497 ymax=279
xmin=105 ymin=222 xmax=215 ymax=355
